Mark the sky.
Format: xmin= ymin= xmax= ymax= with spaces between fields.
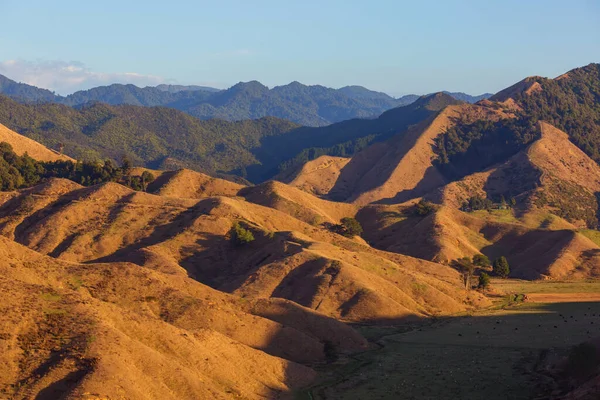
xmin=0 ymin=0 xmax=598 ymax=96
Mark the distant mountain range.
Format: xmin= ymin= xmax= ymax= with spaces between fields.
xmin=0 ymin=73 xmax=492 ymax=126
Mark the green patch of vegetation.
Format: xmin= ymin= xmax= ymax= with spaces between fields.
xmin=68 ymin=276 xmax=84 ymax=291
xmin=0 ymin=142 xmax=155 ymax=192
xmin=326 ymin=217 xmax=364 ymax=238
xmin=40 ymin=292 xmax=61 ymax=302
xmin=578 ymin=229 xmax=600 ymax=246
xmin=415 ymin=199 xmax=437 ymax=216
xmin=230 ymin=222 xmax=255 ymax=246
xmin=491 ymin=279 xmax=600 ymax=294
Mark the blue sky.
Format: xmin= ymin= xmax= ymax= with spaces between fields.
xmin=0 ymin=0 xmax=598 ymax=95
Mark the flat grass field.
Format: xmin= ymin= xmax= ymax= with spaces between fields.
xmin=298 ymin=280 xmax=600 ymax=400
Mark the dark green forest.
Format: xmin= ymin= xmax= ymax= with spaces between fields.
xmin=0 ymin=141 xmax=153 ymax=191
xmin=0 ymin=92 xmax=458 ymax=183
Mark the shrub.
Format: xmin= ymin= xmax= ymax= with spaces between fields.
xmin=415 ymin=199 xmax=436 ymax=216
xmin=230 ymin=222 xmax=255 ymax=246
xmin=493 ymin=256 xmax=510 ymax=278
xmin=339 ymin=217 xmax=363 ymax=237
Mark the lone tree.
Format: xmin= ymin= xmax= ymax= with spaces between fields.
xmin=340 ymin=217 xmax=363 ymax=237
xmin=472 ymin=254 xmax=490 ymax=268
xmin=493 ymin=256 xmax=510 ymax=278
xmin=230 ymin=222 xmax=255 ymax=246
xmin=140 ymin=170 xmax=155 ymax=192
xmin=478 ymin=272 xmax=491 ymax=291
xmin=452 ymin=257 xmax=475 ymax=290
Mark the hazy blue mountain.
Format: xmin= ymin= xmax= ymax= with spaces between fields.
xmin=155 ymin=84 xmax=221 ymax=93
xmin=0 ymin=73 xmax=491 ymax=126
xmin=0 ymin=75 xmax=58 ymax=103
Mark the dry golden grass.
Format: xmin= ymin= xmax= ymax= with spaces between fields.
xmin=0 ymin=123 xmax=74 ymax=162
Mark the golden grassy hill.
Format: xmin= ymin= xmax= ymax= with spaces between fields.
xmin=147 ymin=168 xmax=244 ymax=199
xmin=0 ymin=178 xmax=489 ymax=323
xmin=274 ymin=155 xmax=350 ymax=196
xmin=239 ymin=180 xmax=358 ymax=225
xmin=283 ymin=103 xmax=508 ymax=206
xmin=0 ymin=234 xmax=375 ymax=399
xmin=0 ymin=123 xmax=74 ymax=162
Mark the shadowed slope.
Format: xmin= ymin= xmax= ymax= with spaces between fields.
xmin=0 ymin=235 xmax=370 ymax=399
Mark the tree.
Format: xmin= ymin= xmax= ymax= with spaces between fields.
xmin=478 ymin=273 xmax=491 ymax=291
xmin=452 ymin=257 xmax=475 ymax=290
xmin=230 ymin=222 xmax=255 ymax=246
xmin=472 ymin=254 xmax=490 ymax=268
xmin=415 ymin=199 xmax=436 ymax=216
xmin=340 ymin=217 xmax=363 ymax=237
xmin=493 ymin=256 xmax=510 ymax=278
xmin=510 ymin=197 xmax=517 ymax=208
xmin=141 ymin=170 xmax=155 ymax=191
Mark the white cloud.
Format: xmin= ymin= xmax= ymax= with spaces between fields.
xmin=0 ymin=59 xmax=167 ymax=95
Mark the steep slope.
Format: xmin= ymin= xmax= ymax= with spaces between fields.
xmin=239 ymin=180 xmax=357 ymax=225
xmin=0 ymin=123 xmax=73 ymax=162
xmin=0 ymin=234 xmax=372 ymax=399
xmin=263 ymin=92 xmax=463 ymax=184
xmin=290 ymin=98 xmax=506 ymax=205
xmin=274 ymin=155 xmax=351 ymax=196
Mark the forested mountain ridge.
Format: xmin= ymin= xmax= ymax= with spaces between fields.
xmin=0 ymin=92 xmax=459 ymax=182
xmin=433 ymin=63 xmax=600 ymax=180
xmin=0 ymin=73 xmax=490 ymax=126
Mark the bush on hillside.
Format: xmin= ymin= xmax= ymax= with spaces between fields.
xmin=415 ymin=199 xmax=436 ymax=216
xmin=230 ymin=222 xmax=255 ymax=246
xmin=340 ymin=217 xmax=363 ymax=237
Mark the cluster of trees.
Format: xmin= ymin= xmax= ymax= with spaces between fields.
xmin=451 ymin=254 xmax=510 ymax=291
xmin=0 ymin=142 xmax=154 ymax=192
xmin=460 ymin=195 xmax=516 ymax=211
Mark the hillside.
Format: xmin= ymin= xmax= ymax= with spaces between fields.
xmin=0 ymin=234 xmax=371 ymax=399
xmin=358 ymin=121 xmax=600 ymax=280
xmin=280 ymin=96 xmax=504 ymax=205
xmin=0 ymin=177 xmax=488 ymax=322
xmin=0 ymin=123 xmax=73 ymax=162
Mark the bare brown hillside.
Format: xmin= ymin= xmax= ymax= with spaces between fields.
xmin=275 ymin=155 xmax=350 ymax=196
xmin=0 ymin=123 xmax=74 ymax=162
xmin=0 ymin=234 xmax=374 ymax=399
xmin=0 ymin=178 xmax=489 ymax=323
xmin=286 ymin=103 xmax=507 ymax=206
xmin=147 ymin=168 xmax=244 ymax=199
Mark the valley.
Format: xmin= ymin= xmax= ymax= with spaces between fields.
xmin=302 ymin=283 xmax=600 ymax=400
xmin=0 ymin=62 xmax=599 ymax=399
